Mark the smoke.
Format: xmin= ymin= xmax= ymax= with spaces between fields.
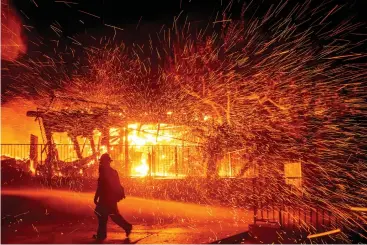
xmin=1 ymin=0 xmax=27 ymax=61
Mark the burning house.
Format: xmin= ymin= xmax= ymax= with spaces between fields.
xmin=22 ymin=96 xmax=205 ymax=178
xmin=1 ymin=96 xmax=302 ymax=185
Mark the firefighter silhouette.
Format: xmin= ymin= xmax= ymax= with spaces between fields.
xmin=93 ymin=153 xmax=132 ymax=240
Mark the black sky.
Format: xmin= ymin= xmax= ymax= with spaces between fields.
xmin=11 ymin=0 xmax=367 ymax=37
xmin=8 ymin=0 xmax=366 ymax=54
xmin=12 ymin=0 xmax=220 ymax=37
xmin=2 ymin=0 xmax=367 ymax=101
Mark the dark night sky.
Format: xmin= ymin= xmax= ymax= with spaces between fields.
xmin=8 ymin=0 xmax=233 ymax=63
xmin=6 ymin=0 xmax=366 ymax=74
xmin=12 ymin=0 xmax=221 ymax=39
xmin=10 ymin=0 xmax=367 ymax=41
xmin=2 ymin=0 xmax=366 ymax=99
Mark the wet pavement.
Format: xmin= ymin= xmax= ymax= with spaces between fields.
xmin=2 ymin=188 xmax=253 ymax=244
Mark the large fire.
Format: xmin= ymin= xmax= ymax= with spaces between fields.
xmin=1 ymin=1 xmax=366 ymax=240
xmin=115 ymin=124 xmax=179 ymax=177
xmin=1 ymin=0 xmax=27 ymax=61
xmin=0 ymin=99 xmax=190 ymax=177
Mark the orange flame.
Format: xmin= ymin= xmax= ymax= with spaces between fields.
xmin=134 ymin=158 xmax=149 ymax=177
xmin=1 ymin=0 xmax=27 ymax=61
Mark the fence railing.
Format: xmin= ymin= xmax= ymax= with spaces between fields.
xmin=251 ymin=177 xmax=344 ymax=236
xmin=0 ymin=143 xmax=257 ymax=178
xmin=0 ymin=144 xmax=207 ymax=177
xmin=253 ymin=202 xmax=340 ymax=231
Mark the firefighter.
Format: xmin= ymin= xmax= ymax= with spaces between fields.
xmin=93 ymin=153 xmax=132 ymax=241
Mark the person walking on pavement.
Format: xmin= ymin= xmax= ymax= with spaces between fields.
xmin=93 ymin=153 xmax=132 ymax=241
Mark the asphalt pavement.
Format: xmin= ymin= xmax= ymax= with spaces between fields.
xmin=1 ymin=188 xmax=253 ymax=244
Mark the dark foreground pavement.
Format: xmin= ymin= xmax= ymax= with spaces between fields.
xmin=1 ymin=188 xmax=254 ymax=244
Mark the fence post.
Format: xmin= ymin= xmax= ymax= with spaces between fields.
xmin=152 ymin=146 xmax=156 ymax=177
xmin=175 ymin=146 xmax=178 ymax=177
xmin=288 ymin=206 xmax=290 ymax=228
xmin=316 ymin=207 xmax=319 ymax=231
xmin=253 ymin=178 xmax=257 ymax=224
xmin=30 ymin=135 xmax=38 ymax=173
xmin=148 ymin=149 xmax=152 ymax=177
xmin=181 ymin=141 xmax=184 ymax=175
xmin=124 ymin=126 xmax=129 ymax=177
xmin=279 ymin=200 xmax=283 ymax=229
xmin=40 ymin=145 xmax=43 ymax=167
xmin=187 ymin=147 xmax=190 ymax=175
xmin=228 ymin=152 xmax=232 ymax=177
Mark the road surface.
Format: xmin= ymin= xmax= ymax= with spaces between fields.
xmin=2 ymin=188 xmax=253 ymax=243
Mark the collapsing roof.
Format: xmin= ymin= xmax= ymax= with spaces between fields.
xmin=27 ymin=108 xmax=126 ymax=136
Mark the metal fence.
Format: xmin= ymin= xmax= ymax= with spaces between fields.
xmin=0 ymin=144 xmax=206 ymax=177
xmin=251 ymin=178 xmax=342 ymax=234
xmin=253 ymin=202 xmax=340 ymax=231
xmin=0 ymin=144 xmax=258 ymax=178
